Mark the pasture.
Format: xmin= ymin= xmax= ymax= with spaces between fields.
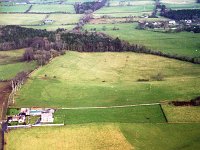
xmin=54 ymin=104 xmax=166 ymax=124
xmin=29 ymin=4 xmax=75 ymax=13
xmin=94 ymin=5 xmax=154 ymax=14
xmin=84 ymin=23 xmax=200 ymax=58
xmin=5 ymin=124 xmax=133 ymax=150
xmin=5 ymin=123 xmax=200 ymax=150
xmin=93 ymin=12 xmax=152 ymax=18
xmin=0 ymin=49 xmax=37 ymax=80
xmin=0 ymin=62 xmax=37 ymax=80
xmin=160 ymin=0 xmax=200 ymax=9
xmin=24 ymin=24 xmax=75 ymax=31
xmin=0 ymin=49 xmax=25 ymax=65
xmin=47 ymin=14 xmax=82 ymax=25
xmin=162 ymin=104 xmax=200 ymax=123
xmin=0 ymin=14 xmax=45 ymax=25
xmin=120 ymin=123 xmax=200 ymax=150
xmin=108 ymin=0 xmax=155 ymax=7
xmin=15 ymin=51 xmax=200 ymax=108
xmin=0 ymin=5 xmax=30 ymax=12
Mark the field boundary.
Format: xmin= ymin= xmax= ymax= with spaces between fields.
xmin=61 ymin=103 xmax=160 ymax=110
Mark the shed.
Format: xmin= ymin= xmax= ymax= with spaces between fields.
xmin=41 ymin=113 xmax=54 ymax=123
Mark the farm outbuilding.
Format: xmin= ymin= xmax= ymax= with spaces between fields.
xmin=41 ymin=113 xmax=54 ymax=123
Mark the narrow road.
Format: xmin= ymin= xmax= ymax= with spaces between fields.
xmin=61 ymin=103 xmax=160 ymax=110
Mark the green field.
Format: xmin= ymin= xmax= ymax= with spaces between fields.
xmin=0 ymin=14 xmax=45 ymax=25
xmin=14 ymin=51 xmax=200 ymax=107
xmin=162 ymin=104 xmax=200 ymax=123
xmin=0 ymin=49 xmax=37 ymax=80
xmin=0 ymin=5 xmax=30 ymax=12
xmin=47 ymin=14 xmax=82 ymax=25
xmin=0 ymin=13 xmax=81 ymax=30
xmin=0 ymin=62 xmax=37 ymax=80
xmin=108 ymin=0 xmax=155 ymax=7
xmin=54 ymin=105 xmax=166 ymax=124
xmin=24 ymin=24 xmax=75 ymax=31
xmin=94 ymin=5 xmax=154 ymax=14
xmin=0 ymin=49 xmax=25 ymax=65
xmin=5 ymin=124 xmax=133 ymax=150
xmin=5 ymin=123 xmax=200 ymax=150
xmin=93 ymin=12 xmax=152 ymax=18
xmin=29 ymin=4 xmax=75 ymax=13
xmin=160 ymin=0 xmax=200 ymax=9
xmin=120 ymin=123 xmax=200 ymax=150
xmin=84 ymin=23 xmax=200 ymax=58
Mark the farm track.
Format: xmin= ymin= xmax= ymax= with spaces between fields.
xmin=61 ymin=102 xmax=160 ymax=110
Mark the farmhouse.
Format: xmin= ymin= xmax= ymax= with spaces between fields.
xmin=43 ymin=19 xmax=54 ymax=24
xmin=169 ymin=20 xmax=176 ymax=25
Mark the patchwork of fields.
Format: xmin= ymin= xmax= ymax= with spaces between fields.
xmin=85 ymin=23 xmax=200 ymax=58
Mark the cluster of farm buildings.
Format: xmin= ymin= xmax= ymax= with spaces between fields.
xmin=8 ymin=108 xmax=55 ymax=124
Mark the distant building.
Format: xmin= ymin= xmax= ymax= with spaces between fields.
xmin=8 ymin=115 xmax=26 ymax=123
xmin=169 ymin=20 xmax=176 ymax=25
xmin=43 ymin=19 xmax=54 ymax=24
xmin=41 ymin=113 xmax=54 ymax=123
xmin=185 ymin=20 xmax=192 ymax=24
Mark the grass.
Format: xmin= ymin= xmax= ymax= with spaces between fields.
xmin=94 ymin=5 xmax=155 ymax=14
xmin=5 ymin=124 xmax=133 ymax=150
xmin=84 ymin=23 xmax=200 ymax=58
xmin=0 ymin=61 xmax=37 ymax=80
xmin=29 ymin=4 xmax=75 ymax=13
xmin=162 ymin=104 xmax=200 ymax=123
xmin=0 ymin=5 xmax=30 ymax=12
xmin=24 ymin=24 xmax=75 ymax=31
xmin=0 ymin=49 xmax=25 ymax=65
xmin=15 ymin=51 xmax=200 ymax=107
xmin=4 ymin=123 xmax=200 ymax=150
xmin=0 ymin=14 xmax=45 ymax=25
xmin=163 ymin=3 xmax=200 ymax=9
xmin=109 ymin=0 xmax=155 ymax=7
xmin=54 ymin=105 xmax=166 ymax=124
xmin=120 ymin=123 xmax=200 ymax=150
xmin=47 ymin=14 xmax=82 ymax=25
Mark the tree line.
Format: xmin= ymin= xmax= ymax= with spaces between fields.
xmin=0 ymin=25 xmax=200 ymax=64
xmin=74 ymin=0 xmax=107 ymax=14
xmin=161 ymin=9 xmax=200 ymax=20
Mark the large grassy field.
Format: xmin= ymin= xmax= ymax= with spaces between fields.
xmin=93 ymin=12 xmax=152 ymax=18
xmin=29 ymin=4 xmax=75 ymax=13
xmin=108 ymin=0 xmax=155 ymax=7
xmin=0 ymin=14 xmax=45 ymax=25
xmin=47 ymin=14 xmax=82 ymax=25
xmin=5 ymin=124 xmax=133 ymax=150
xmin=84 ymin=23 xmax=200 ymax=58
xmin=160 ymin=0 xmax=200 ymax=9
xmin=54 ymin=104 xmax=166 ymax=124
xmin=120 ymin=123 xmax=200 ymax=150
xmin=0 ymin=62 xmax=37 ymax=80
xmin=162 ymin=104 xmax=200 ymax=123
xmin=0 ymin=5 xmax=30 ymax=12
xmin=5 ymin=123 xmax=200 ymax=150
xmin=14 ymin=51 xmax=200 ymax=107
xmin=94 ymin=5 xmax=154 ymax=14
xmin=0 ymin=49 xmax=25 ymax=65
xmin=0 ymin=49 xmax=37 ymax=80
